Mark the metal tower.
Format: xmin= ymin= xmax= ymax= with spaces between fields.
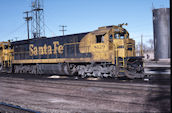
xmin=31 ymin=0 xmax=45 ymax=38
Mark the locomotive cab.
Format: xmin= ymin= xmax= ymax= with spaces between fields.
xmin=110 ymin=27 xmax=136 ymax=58
xmin=80 ymin=24 xmax=136 ymax=64
xmin=79 ymin=24 xmax=144 ymax=78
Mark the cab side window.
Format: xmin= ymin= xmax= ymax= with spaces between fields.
xmin=96 ymin=34 xmax=105 ymax=43
xmin=4 ymin=45 xmax=8 ymax=49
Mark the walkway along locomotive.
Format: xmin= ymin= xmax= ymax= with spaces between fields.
xmin=0 ymin=24 xmax=144 ymax=79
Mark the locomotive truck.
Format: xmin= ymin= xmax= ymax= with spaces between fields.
xmin=0 ymin=24 xmax=144 ymax=79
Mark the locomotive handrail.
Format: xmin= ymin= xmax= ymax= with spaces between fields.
xmin=63 ymin=42 xmax=80 ymax=46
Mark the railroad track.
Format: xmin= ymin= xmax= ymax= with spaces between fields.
xmin=0 ymin=102 xmax=40 ymax=113
xmin=0 ymin=80 xmax=169 ymax=102
xmin=0 ymin=74 xmax=170 ymax=112
xmin=0 ymin=76 xmax=170 ymax=92
xmin=0 ymin=76 xmax=170 ymax=102
xmin=0 ymin=75 xmax=170 ymax=99
xmin=0 ymin=72 xmax=170 ymax=83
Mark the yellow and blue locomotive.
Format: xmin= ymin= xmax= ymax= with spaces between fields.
xmin=0 ymin=24 xmax=144 ymax=79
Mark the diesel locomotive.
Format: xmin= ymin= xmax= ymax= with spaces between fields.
xmin=0 ymin=24 xmax=144 ymax=79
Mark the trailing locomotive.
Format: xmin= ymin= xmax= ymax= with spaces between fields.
xmin=0 ymin=24 xmax=144 ymax=79
xmin=0 ymin=42 xmax=13 ymax=71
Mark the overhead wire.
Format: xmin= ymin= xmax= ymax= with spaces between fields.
xmin=44 ymin=24 xmax=56 ymax=36
xmin=3 ymin=22 xmax=27 ymax=41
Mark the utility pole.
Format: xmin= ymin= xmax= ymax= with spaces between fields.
xmin=140 ymin=34 xmax=143 ymax=56
xmin=24 ymin=11 xmax=32 ymax=40
xmin=59 ymin=25 xmax=67 ymax=36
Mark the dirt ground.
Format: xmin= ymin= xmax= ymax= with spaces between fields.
xmin=0 ymin=73 xmax=170 ymax=113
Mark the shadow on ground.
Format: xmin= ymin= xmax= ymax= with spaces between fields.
xmin=145 ymin=74 xmax=171 ymax=112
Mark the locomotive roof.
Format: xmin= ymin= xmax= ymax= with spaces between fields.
xmin=11 ymin=32 xmax=89 ymax=46
xmin=92 ymin=25 xmax=128 ymax=35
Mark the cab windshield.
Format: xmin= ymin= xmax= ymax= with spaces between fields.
xmin=109 ymin=32 xmax=128 ymax=41
xmin=115 ymin=33 xmax=127 ymax=39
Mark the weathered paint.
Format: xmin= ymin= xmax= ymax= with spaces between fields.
xmin=11 ymin=25 xmax=136 ymax=65
xmin=153 ymin=8 xmax=170 ymax=60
